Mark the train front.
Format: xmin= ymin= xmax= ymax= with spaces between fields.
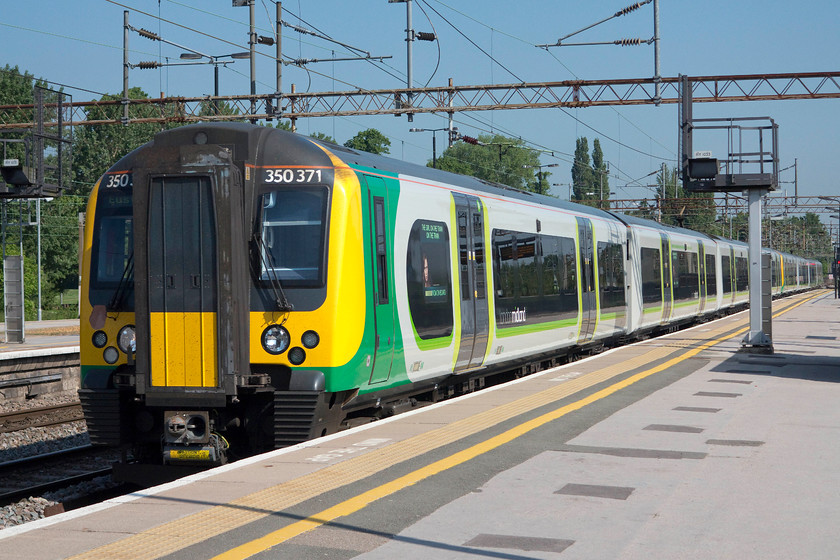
xmin=79 ymin=123 xmax=368 ymax=473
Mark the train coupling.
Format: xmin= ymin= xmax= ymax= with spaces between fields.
xmin=162 ymin=411 xmax=228 ymax=465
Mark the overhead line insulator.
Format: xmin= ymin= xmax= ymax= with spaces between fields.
xmin=137 ymin=28 xmax=160 ymax=41
xmin=415 ymin=31 xmax=437 ymax=42
xmin=137 ymin=61 xmax=161 ymax=69
xmin=614 ymin=0 xmax=650 ymax=18
xmin=615 ymin=38 xmax=645 ymax=46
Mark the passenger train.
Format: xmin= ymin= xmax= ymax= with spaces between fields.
xmin=77 ymin=123 xmax=822 ymax=470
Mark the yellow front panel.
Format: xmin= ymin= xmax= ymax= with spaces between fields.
xmin=151 ymin=312 xmax=218 ymax=387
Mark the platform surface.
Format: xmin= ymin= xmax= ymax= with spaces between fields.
xmin=1 ymin=290 xmax=838 ymax=560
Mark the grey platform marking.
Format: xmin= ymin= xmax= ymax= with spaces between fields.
xmin=557 ymin=444 xmax=707 ymax=459
xmin=694 ymin=391 xmax=742 ymax=398
xmin=673 ymin=406 xmax=721 ymax=413
xmin=643 ymin=424 xmax=704 ymax=433
xmin=806 ymin=335 xmax=836 ymax=340
xmin=709 ymin=378 xmax=754 ymax=384
xmin=706 ymin=439 xmax=765 ymax=447
xmin=555 ymin=483 xmax=635 ymax=500
xmin=463 ymin=534 xmax=575 ymax=554
xmin=721 ymin=369 xmax=770 ymax=374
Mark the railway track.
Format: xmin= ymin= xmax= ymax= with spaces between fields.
xmin=0 ymin=402 xmax=84 ymax=433
xmin=0 ymin=445 xmax=122 ymax=509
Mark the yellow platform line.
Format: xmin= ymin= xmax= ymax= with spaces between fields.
xmin=69 ymin=291 xmax=821 ymax=560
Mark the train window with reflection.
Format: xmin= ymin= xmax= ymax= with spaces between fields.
xmin=406 ymin=220 xmax=453 ymax=340
xmin=705 ymin=254 xmax=717 ymax=296
xmin=258 ymin=187 xmax=328 ymax=286
xmin=721 ymin=255 xmax=733 ymax=294
xmin=735 ymin=256 xmax=749 ymax=292
xmin=89 ymin=190 xmax=134 ymax=309
xmin=640 ymin=247 xmax=662 ymax=307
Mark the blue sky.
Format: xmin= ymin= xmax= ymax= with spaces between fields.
xmin=2 ymin=1 xmax=839 ymax=205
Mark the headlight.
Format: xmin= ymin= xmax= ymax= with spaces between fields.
xmin=103 ymin=346 xmax=120 ymax=364
xmin=262 ymin=325 xmax=290 ymax=355
xmin=288 ymin=347 xmax=306 ymax=365
xmin=118 ymin=325 xmax=136 ymax=354
xmin=92 ymin=330 xmax=108 ymax=348
xmin=301 ymin=330 xmax=320 ymax=349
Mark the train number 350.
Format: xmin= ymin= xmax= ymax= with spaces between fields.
xmin=264 ymin=168 xmax=322 ymax=184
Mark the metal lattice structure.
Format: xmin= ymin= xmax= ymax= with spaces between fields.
xmin=0 ymin=71 xmax=838 ymax=129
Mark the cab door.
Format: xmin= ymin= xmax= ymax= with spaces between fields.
xmin=364 ymin=175 xmax=394 ymax=384
xmin=453 ymin=193 xmax=489 ymax=372
xmin=148 ymin=176 xmax=218 ymax=388
xmin=577 ymin=217 xmax=597 ymax=343
xmin=698 ymin=243 xmax=707 ymax=313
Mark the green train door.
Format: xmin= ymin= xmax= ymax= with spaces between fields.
xmin=453 ymin=193 xmax=489 ymax=372
xmin=364 ymin=175 xmax=394 ymax=384
xmin=660 ymin=233 xmax=673 ymax=322
xmin=576 ymin=217 xmax=596 ymax=343
xmin=698 ymin=243 xmax=707 ymax=313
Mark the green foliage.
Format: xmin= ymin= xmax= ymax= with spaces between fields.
xmin=344 ymin=128 xmax=391 ymax=155
xmin=0 ymin=65 xmax=50 ymax=163
xmin=310 ymin=131 xmax=337 ymax=144
xmin=72 ymin=88 xmax=173 ymax=195
xmin=434 ymin=134 xmax=549 ymax=193
xmin=571 ymin=137 xmax=613 ymax=208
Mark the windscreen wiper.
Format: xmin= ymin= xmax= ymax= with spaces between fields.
xmin=108 ymin=252 xmax=134 ymax=311
xmin=252 ymin=233 xmax=293 ymax=312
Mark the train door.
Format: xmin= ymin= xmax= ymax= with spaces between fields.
xmin=364 ymin=176 xmax=395 ymax=384
xmin=660 ymin=233 xmax=673 ymax=323
xmin=453 ymin=193 xmax=489 ymax=372
xmin=698 ymin=243 xmax=707 ymax=313
xmin=148 ymin=176 xmax=218 ymax=388
xmin=576 ymin=217 xmax=597 ymax=343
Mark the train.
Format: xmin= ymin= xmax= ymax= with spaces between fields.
xmin=77 ymin=122 xmax=823 ymax=474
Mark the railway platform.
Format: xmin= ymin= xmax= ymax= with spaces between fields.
xmin=1 ymin=290 xmax=839 ymax=559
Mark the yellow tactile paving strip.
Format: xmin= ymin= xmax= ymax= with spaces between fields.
xmin=68 ymin=293 xmax=819 ymax=560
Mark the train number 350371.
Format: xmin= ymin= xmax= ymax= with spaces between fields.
xmin=264 ymin=168 xmax=322 ymax=184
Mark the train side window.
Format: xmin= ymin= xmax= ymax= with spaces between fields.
xmin=406 ymin=220 xmax=453 ymax=340
xmin=493 ymin=230 xmax=516 ymax=299
xmin=598 ymin=241 xmax=625 ymax=310
xmin=640 ymin=247 xmax=662 ymax=307
xmin=705 ymin=254 xmax=717 ymax=296
xmin=735 ymin=256 xmax=749 ymax=292
xmin=373 ymin=197 xmax=388 ymax=304
xmin=721 ymin=255 xmax=732 ymax=294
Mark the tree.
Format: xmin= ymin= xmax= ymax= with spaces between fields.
xmin=591 ymin=139 xmax=610 ymax=208
xmin=0 ymin=65 xmax=49 ymax=162
xmin=72 ymin=87 xmax=178 ymax=193
xmin=344 ymin=128 xmax=391 ymax=155
xmin=434 ymin=134 xmax=548 ymax=193
xmin=571 ymin=137 xmax=595 ymax=206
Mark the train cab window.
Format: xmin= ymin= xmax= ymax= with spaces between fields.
xmin=89 ymin=190 xmax=134 ymax=309
xmin=705 ymin=254 xmax=717 ymax=296
xmin=640 ymin=247 xmax=662 ymax=307
xmin=407 ymin=220 xmax=453 ymax=340
xmin=258 ymin=187 xmax=328 ymax=286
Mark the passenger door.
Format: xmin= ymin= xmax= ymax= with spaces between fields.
xmin=364 ymin=175 xmax=395 ymax=384
xmin=660 ymin=234 xmax=673 ymax=322
xmin=453 ymin=193 xmax=489 ymax=372
xmin=577 ymin=217 xmax=597 ymax=343
xmin=698 ymin=243 xmax=707 ymax=313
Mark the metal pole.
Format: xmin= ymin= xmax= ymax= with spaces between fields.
xmin=406 ymin=0 xmax=414 ymax=122
xmin=37 ymin=198 xmax=41 ymax=321
xmin=123 ymin=10 xmax=130 ymax=125
xmin=743 ymin=187 xmax=772 ymax=351
xmin=432 ymin=132 xmax=437 ymax=169
xmin=276 ymin=1 xmax=282 ymax=106
xmin=214 ymin=62 xmax=219 ymax=115
xmin=249 ymin=0 xmax=256 ymax=119
xmin=653 ymin=0 xmax=661 ymax=104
